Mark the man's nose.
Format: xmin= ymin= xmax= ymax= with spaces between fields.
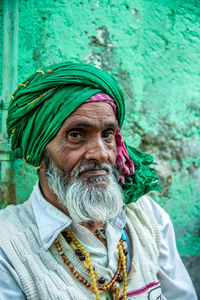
xmin=84 ymin=138 xmax=109 ymax=163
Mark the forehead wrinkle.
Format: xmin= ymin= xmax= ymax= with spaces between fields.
xmin=61 ymin=108 xmax=117 ymax=131
xmin=68 ymin=109 xmax=115 ymax=118
xmin=65 ymin=120 xmax=118 ymax=130
xmin=69 ymin=102 xmax=116 ymax=118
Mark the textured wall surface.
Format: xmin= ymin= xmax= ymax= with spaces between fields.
xmin=0 ymin=2 xmax=3 ymax=129
xmin=0 ymin=0 xmax=200 ymax=295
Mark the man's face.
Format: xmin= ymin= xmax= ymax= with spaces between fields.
xmin=45 ymin=102 xmax=118 ymax=187
xmin=42 ymin=102 xmax=123 ymax=224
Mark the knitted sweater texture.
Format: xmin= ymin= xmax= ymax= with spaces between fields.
xmin=0 ymin=196 xmax=163 ymax=299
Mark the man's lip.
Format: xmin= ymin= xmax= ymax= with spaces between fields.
xmin=80 ymin=169 xmax=108 ymax=178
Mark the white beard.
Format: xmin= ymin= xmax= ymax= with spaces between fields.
xmin=44 ymin=152 xmax=124 ymax=224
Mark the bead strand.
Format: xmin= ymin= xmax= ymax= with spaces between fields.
xmin=55 ymin=229 xmax=128 ymax=300
xmin=54 ymin=239 xmax=91 ymax=288
xmin=64 ymin=229 xmax=100 ymax=300
xmin=65 ymin=229 xmax=124 ymax=292
xmin=100 ymin=258 xmax=122 ymax=291
xmin=117 ymin=240 xmax=128 ymax=300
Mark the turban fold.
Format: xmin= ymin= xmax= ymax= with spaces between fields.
xmin=7 ymin=62 xmax=161 ymax=203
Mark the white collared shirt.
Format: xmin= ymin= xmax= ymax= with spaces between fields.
xmin=0 ymin=182 xmax=197 ymax=299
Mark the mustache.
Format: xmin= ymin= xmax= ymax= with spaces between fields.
xmin=71 ymin=162 xmax=119 ymax=181
xmin=77 ymin=163 xmax=109 ymax=174
xmin=44 ymin=150 xmax=119 ymax=182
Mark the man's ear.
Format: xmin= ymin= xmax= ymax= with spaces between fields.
xmin=38 ymin=158 xmax=45 ymax=176
xmin=40 ymin=158 xmax=45 ymax=169
xmin=38 ymin=157 xmax=47 ymax=187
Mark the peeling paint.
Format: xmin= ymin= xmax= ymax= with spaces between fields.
xmin=86 ymin=26 xmax=114 ymax=71
xmin=0 ymin=182 xmax=16 ymax=206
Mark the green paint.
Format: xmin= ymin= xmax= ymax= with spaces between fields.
xmin=0 ymin=0 xmax=200 ymax=258
xmin=0 ymin=3 xmax=3 ymax=134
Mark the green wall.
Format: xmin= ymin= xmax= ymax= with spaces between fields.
xmin=0 ymin=0 xmax=200 ymax=292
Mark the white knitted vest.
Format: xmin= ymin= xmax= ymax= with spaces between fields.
xmin=0 ymin=196 xmax=164 ymax=300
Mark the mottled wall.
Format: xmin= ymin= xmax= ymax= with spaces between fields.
xmin=0 ymin=0 xmax=200 ymax=295
xmin=0 ymin=3 xmax=3 ymax=113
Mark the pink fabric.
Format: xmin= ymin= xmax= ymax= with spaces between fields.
xmin=85 ymin=93 xmax=135 ymax=183
xmin=119 ymin=282 xmax=160 ymax=299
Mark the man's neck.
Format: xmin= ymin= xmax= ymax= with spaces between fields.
xmin=82 ymin=221 xmax=107 ymax=248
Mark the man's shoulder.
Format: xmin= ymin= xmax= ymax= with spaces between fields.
xmin=126 ymin=194 xmax=155 ymax=212
xmin=0 ymin=199 xmax=31 ymax=214
xmin=0 ymin=199 xmax=33 ymax=232
xmin=126 ymin=195 xmax=171 ymax=237
xmin=125 ymin=195 xmax=161 ymax=254
xmin=126 ymin=195 xmax=169 ymax=220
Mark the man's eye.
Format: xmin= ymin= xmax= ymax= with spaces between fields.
xmin=68 ymin=132 xmax=83 ymax=139
xmin=102 ymin=130 xmax=114 ymax=139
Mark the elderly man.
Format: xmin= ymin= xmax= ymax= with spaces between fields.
xmin=0 ymin=63 xmax=197 ymax=299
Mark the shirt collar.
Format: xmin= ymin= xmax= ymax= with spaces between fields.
xmin=30 ymin=181 xmax=126 ymax=250
xmin=31 ymin=181 xmax=72 ymax=250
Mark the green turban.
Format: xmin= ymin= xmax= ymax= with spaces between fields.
xmin=7 ymin=62 xmax=161 ymax=203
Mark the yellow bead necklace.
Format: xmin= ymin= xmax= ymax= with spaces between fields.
xmin=54 ymin=228 xmax=128 ymax=300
